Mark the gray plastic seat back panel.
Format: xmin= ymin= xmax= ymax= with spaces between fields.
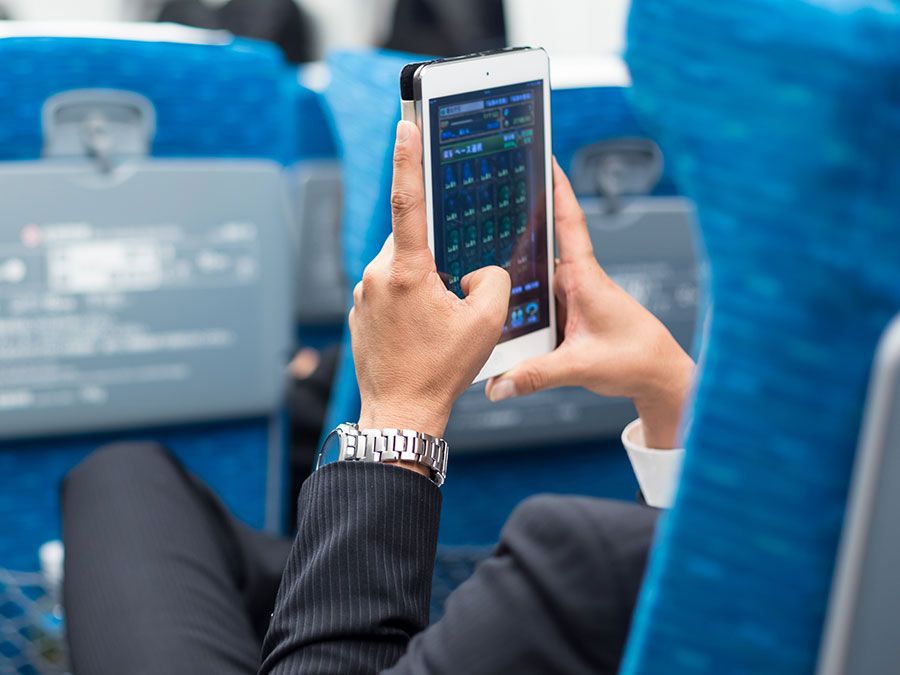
xmin=0 ymin=160 xmax=293 ymax=440
xmin=288 ymin=160 xmax=346 ymax=323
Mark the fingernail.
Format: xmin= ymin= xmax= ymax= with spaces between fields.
xmin=488 ymin=379 xmax=518 ymax=402
xmin=396 ymin=120 xmax=411 ymax=144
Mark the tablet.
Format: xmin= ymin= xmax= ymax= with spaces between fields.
xmin=401 ymin=47 xmax=557 ymax=382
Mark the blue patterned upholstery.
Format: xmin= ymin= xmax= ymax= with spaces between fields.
xmin=0 ymin=32 xmax=297 ymax=572
xmin=321 ymin=50 xmax=673 ymax=545
xmin=621 ymin=1 xmax=900 ymax=672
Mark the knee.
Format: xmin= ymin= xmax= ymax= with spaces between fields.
xmin=62 ymin=442 xmax=174 ymax=503
xmin=504 ymin=495 xmax=658 ymax=565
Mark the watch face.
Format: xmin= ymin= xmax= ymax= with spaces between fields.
xmin=315 ymin=428 xmax=343 ymax=471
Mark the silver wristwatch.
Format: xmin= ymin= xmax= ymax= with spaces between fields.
xmin=315 ymin=423 xmax=449 ymax=487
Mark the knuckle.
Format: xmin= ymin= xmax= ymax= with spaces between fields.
xmin=494 ymin=266 xmax=512 ymax=288
xmin=390 ymin=188 xmax=417 ymax=215
xmin=393 ymin=143 xmax=410 ymax=166
xmin=361 ymin=264 xmax=380 ymax=291
xmin=522 ymin=367 xmax=546 ymax=394
xmin=387 ymin=266 xmax=415 ymax=292
xmin=560 ymin=270 xmax=580 ymax=296
xmin=352 ymin=281 xmax=364 ymax=304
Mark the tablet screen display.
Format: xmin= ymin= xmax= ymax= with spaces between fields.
xmin=429 ymin=79 xmax=550 ymax=343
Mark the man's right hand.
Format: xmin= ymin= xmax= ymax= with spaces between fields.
xmin=350 ymin=120 xmax=510 ymax=445
xmin=485 ymin=159 xmax=695 ymax=449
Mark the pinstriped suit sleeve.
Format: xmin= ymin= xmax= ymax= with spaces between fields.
xmin=259 ymin=462 xmax=441 ymax=675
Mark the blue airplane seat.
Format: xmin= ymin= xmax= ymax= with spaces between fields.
xmin=620 ymin=1 xmax=900 ymax=673
xmin=320 ymin=49 xmax=693 ymax=565
xmin=0 ymin=25 xmax=296 ymax=572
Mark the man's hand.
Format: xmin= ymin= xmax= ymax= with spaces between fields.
xmin=485 ymin=159 xmax=695 ymax=449
xmin=350 ymin=120 xmax=511 ymax=443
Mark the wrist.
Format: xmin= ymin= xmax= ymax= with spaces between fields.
xmin=632 ymin=349 xmax=694 ymax=449
xmin=358 ymin=401 xmax=450 ymax=440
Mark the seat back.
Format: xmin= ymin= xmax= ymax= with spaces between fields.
xmin=0 ymin=24 xmax=295 ymax=570
xmin=621 ymin=1 xmax=900 ymax=672
xmin=817 ymin=316 xmax=900 ymax=674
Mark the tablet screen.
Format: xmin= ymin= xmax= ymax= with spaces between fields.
xmin=429 ymin=79 xmax=550 ymax=343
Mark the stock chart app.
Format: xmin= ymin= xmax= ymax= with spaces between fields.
xmin=430 ymin=80 xmax=550 ymax=343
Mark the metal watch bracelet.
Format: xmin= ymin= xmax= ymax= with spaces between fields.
xmin=341 ymin=424 xmax=449 ymax=487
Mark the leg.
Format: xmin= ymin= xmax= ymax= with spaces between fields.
xmin=62 ymin=442 xmax=292 ymax=675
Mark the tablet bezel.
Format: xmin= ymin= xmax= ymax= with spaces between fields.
xmin=417 ymin=48 xmax=557 ymax=383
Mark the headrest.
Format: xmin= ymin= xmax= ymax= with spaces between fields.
xmin=0 ymin=24 xmax=290 ymax=162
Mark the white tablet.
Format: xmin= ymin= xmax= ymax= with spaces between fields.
xmin=401 ymin=47 xmax=557 ymax=382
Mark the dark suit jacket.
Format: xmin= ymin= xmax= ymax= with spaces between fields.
xmin=260 ymin=462 xmax=658 ymax=674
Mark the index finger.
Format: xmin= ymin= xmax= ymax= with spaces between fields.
xmin=390 ymin=120 xmax=430 ymax=254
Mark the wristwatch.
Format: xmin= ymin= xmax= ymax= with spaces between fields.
xmin=315 ymin=423 xmax=449 ymax=487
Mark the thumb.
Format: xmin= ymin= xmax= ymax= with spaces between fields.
xmin=485 ymin=347 xmax=573 ymax=401
xmin=460 ymin=266 xmax=511 ymax=326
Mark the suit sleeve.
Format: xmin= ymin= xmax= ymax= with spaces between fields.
xmin=259 ymin=462 xmax=441 ymax=675
xmin=261 ymin=465 xmax=657 ymax=675
xmin=383 ymin=495 xmax=658 ymax=675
